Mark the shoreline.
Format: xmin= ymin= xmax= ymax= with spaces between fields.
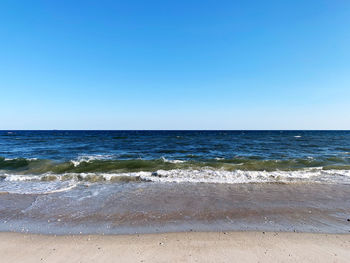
xmin=2 ymin=182 xmax=350 ymax=235
xmin=1 ymin=231 xmax=350 ymax=262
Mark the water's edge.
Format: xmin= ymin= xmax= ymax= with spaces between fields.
xmin=1 ymin=182 xmax=349 ymax=235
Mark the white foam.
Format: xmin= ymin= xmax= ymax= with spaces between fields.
xmin=138 ymin=169 xmax=350 ymax=184
xmin=42 ymin=182 xmax=78 ymax=194
xmin=4 ymin=157 xmax=38 ymax=161
xmin=71 ymin=154 xmax=114 ymax=166
xmin=161 ymin=157 xmax=185 ymax=164
xmin=2 ymin=169 xmax=350 ymax=188
xmin=69 ymin=169 xmax=350 ymax=184
xmin=4 ymin=174 xmax=41 ymax=181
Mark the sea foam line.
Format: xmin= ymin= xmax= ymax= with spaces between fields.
xmin=2 ymin=168 xmax=350 ymax=185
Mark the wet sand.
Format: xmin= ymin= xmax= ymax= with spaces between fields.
xmin=1 ymin=231 xmax=350 ymax=263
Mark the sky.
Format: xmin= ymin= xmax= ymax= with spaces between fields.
xmin=0 ymin=0 xmax=349 ymax=130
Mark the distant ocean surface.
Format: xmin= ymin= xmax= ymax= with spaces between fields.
xmin=1 ymin=130 xmax=350 ymax=234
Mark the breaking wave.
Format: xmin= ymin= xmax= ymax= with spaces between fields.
xmin=1 ymin=155 xmax=350 ymax=174
xmin=1 ymin=155 xmax=350 ymax=193
xmin=2 ymin=168 xmax=350 ymax=185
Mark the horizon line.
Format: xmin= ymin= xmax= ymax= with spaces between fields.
xmin=1 ymin=129 xmax=350 ymax=131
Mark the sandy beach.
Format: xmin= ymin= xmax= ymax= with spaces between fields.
xmin=1 ymin=231 xmax=350 ymax=262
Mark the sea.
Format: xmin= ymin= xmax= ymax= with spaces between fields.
xmin=0 ymin=130 xmax=350 ymax=234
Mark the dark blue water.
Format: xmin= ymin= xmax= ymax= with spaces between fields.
xmin=1 ymin=130 xmax=350 ymax=188
xmin=1 ymin=130 xmax=350 ymax=162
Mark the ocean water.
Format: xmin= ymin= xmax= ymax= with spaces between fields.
xmin=1 ymin=130 xmax=350 ymax=234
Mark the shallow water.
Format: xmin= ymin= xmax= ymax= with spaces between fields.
xmin=1 ymin=183 xmax=350 ymax=234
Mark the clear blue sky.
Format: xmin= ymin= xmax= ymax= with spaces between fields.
xmin=1 ymin=0 xmax=349 ymax=129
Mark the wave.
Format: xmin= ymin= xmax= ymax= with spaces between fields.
xmin=2 ymin=168 xmax=350 ymax=185
xmin=1 ymin=156 xmax=350 ymax=175
xmin=160 ymin=157 xmax=185 ymax=164
xmin=2 ymin=155 xmax=350 ymax=188
xmin=70 ymin=154 xmax=115 ymax=167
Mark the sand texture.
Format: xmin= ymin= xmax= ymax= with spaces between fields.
xmin=1 ymin=231 xmax=350 ymax=262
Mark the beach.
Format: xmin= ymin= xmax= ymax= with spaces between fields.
xmin=1 ymin=131 xmax=350 ymax=261
xmin=2 ymin=0 xmax=350 ymax=260
xmin=1 ymin=231 xmax=350 ymax=263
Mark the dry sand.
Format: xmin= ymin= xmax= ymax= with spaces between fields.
xmin=1 ymin=231 xmax=350 ymax=262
